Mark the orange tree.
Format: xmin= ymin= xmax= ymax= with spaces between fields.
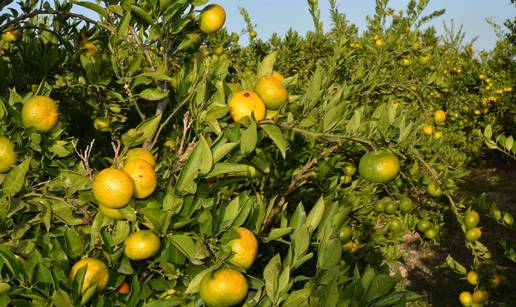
xmin=0 ymin=0 xmax=514 ymax=306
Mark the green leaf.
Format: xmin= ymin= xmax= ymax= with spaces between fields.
xmin=264 ymin=253 xmax=281 ymax=303
xmin=240 ymin=120 xmax=257 ymax=155
xmin=118 ymin=12 xmax=132 ymax=37
xmin=257 ymin=51 xmax=278 ymax=78
xmin=505 ymin=136 xmax=513 ymax=152
xmin=72 ymin=1 xmax=108 ymax=18
xmin=265 ymin=227 xmax=294 ymax=242
xmin=176 ymin=138 xmax=212 ymax=194
xmin=126 ymin=113 xmax=163 ymax=147
xmin=129 ymin=4 xmax=155 ymax=26
xmin=204 ymin=163 xmax=256 ymax=178
xmin=363 ymin=274 xmax=400 ymax=303
xmin=305 ymin=196 xmax=325 ymax=232
xmin=185 ymin=267 xmax=215 ymax=294
xmin=198 ymin=135 xmax=213 ymax=175
xmin=220 ymin=196 xmax=241 ymax=230
xmin=261 ymin=124 xmax=287 ymax=158
xmin=168 ymin=235 xmax=196 ymax=262
xmin=139 ymin=88 xmax=169 ymax=101
xmin=283 ymin=287 xmax=312 ymax=307
xmin=51 ymin=289 xmax=73 ymax=307
xmin=2 ymin=158 xmax=31 ymax=197
xmin=483 ymin=125 xmax=492 ymax=139
xmin=212 ymin=142 xmax=238 ymax=163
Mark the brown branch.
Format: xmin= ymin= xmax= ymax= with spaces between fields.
xmin=74 ymin=139 xmax=95 ymax=181
xmin=260 ymin=145 xmax=338 ymax=234
xmin=111 ymin=141 xmax=122 ymax=167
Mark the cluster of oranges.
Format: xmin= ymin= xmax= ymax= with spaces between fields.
xmin=229 ymin=71 xmax=288 ymax=122
xmin=422 ymin=109 xmax=446 ymax=140
xmin=199 ymin=227 xmax=258 ymax=306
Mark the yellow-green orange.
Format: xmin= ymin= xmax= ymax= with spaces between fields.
xmin=271 ymin=71 xmax=285 ymax=81
xmin=255 ymin=76 xmax=288 ymax=110
xmin=69 ymin=258 xmax=109 ymax=293
xmin=229 ymin=90 xmax=265 ymax=122
xmin=199 ymin=268 xmax=248 ymax=307
xmin=126 ymin=148 xmax=156 ymax=167
xmin=124 ymin=230 xmax=161 ymax=260
xmin=83 ymin=41 xmax=97 ymax=57
xmin=123 ymin=159 xmax=157 ymax=199
xmin=358 ymin=150 xmax=400 ymax=183
xmin=21 ymin=96 xmax=59 ymax=132
xmin=466 ymin=271 xmax=479 ymax=285
xmin=459 ymin=291 xmax=473 ymax=306
xmin=0 ymin=136 xmax=16 ymax=173
xmin=2 ymin=30 xmax=18 ymax=43
xmin=92 ymin=168 xmax=134 ymax=208
xmin=227 ymin=227 xmax=258 ymax=269
xmin=199 ymin=4 xmax=226 ymax=34
xmin=433 ymin=109 xmax=446 ymax=123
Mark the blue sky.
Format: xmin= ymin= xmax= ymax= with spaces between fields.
xmin=212 ymin=0 xmax=515 ymax=51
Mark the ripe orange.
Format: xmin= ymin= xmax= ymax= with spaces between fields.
xmin=255 ymin=76 xmax=288 ymax=110
xmin=466 ymin=271 xmax=479 ymax=285
xmin=459 ymin=291 xmax=473 ymax=306
xmin=358 ymin=150 xmax=400 ymax=183
xmin=422 ymin=124 xmax=433 ymax=135
xmin=465 ymin=227 xmax=482 ymax=242
xmin=0 ymin=136 xmax=16 ymax=173
xmin=433 ymin=109 xmax=446 ymax=123
xmin=472 ymin=289 xmax=488 ymax=303
xmin=199 ymin=4 xmax=226 ymax=34
xmin=227 ymin=227 xmax=258 ymax=269
xmin=124 ymin=230 xmax=161 ymax=260
xmin=199 ymin=268 xmax=248 ymax=307
xmin=271 ymin=71 xmax=285 ymax=82
xmin=433 ymin=130 xmax=443 ymax=140
xmin=83 ymin=42 xmax=97 ymax=57
xmin=229 ymin=90 xmax=266 ymax=122
xmin=92 ymin=168 xmax=134 ymax=208
xmin=69 ymin=258 xmax=109 ymax=293
xmin=126 ymin=148 xmax=156 ymax=167
xmin=123 ymin=159 xmax=157 ymax=199
xmin=21 ymin=96 xmax=59 ymax=132
xmin=118 ymin=281 xmax=130 ymax=294
xmin=2 ymin=31 xmax=18 ymax=43
xmin=464 ymin=211 xmax=480 ymax=228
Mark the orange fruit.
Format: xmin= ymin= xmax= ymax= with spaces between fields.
xmin=271 ymin=71 xmax=285 ymax=82
xmin=21 ymin=96 xmax=59 ymax=132
xmin=472 ymin=289 xmax=488 ymax=303
xmin=199 ymin=268 xmax=248 ymax=307
xmin=255 ymin=76 xmax=288 ymax=110
xmin=126 ymin=148 xmax=156 ymax=168
xmin=2 ymin=30 xmax=18 ymax=43
xmin=124 ymin=230 xmax=161 ymax=260
xmin=418 ymin=54 xmax=432 ymax=65
xmin=229 ymin=90 xmax=266 ymax=122
xmin=427 ymin=181 xmax=443 ymax=197
xmin=466 ymin=271 xmax=479 ymax=285
xmin=459 ymin=291 xmax=473 ymax=306
xmin=417 ymin=219 xmax=432 ymax=232
xmin=375 ymin=38 xmax=385 ymax=47
xmin=123 ymin=159 xmax=157 ymax=199
xmin=227 ymin=227 xmax=258 ymax=269
xmin=199 ymin=4 xmax=226 ymax=34
xmin=465 ymin=227 xmax=482 ymax=242
xmin=433 ymin=130 xmax=443 ymax=140
xmin=339 ymin=225 xmax=353 ymax=242
xmin=433 ymin=109 xmax=446 ymax=123
xmin=358 ymin=150 xmax=400 ymax=183
xmin=69 ymin=258 xmax=109 ymax=293
xmin=0 ymin=136 xmax=16 ymax=173
xmin=464 ymin=211 xmax=480 ymax=228
xmin=401 ymin=58 xmax=413 ymax=66
xmin=424 ymin=228 xmax=438 ymax=239
xmin=92 ymin=168 xmax=134 ymax=208
xmin=83 ymin=42 xmax=97 ymax=57
xmin=118 ymin=281 xmax=130 ymax=294
xmin=398 ymin=196 xmax=414 ymax=213
xmin=422 ymin=124 xmax=433 ymax=135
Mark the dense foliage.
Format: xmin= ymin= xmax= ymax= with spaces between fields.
xmin=0 ymin=0 xmax=514 ymax=306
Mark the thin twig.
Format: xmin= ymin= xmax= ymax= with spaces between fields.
xmin=111 ymin=141 xmax=122 ymax=167
xmin=74 ymin=139 xmax=96 ymax=181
